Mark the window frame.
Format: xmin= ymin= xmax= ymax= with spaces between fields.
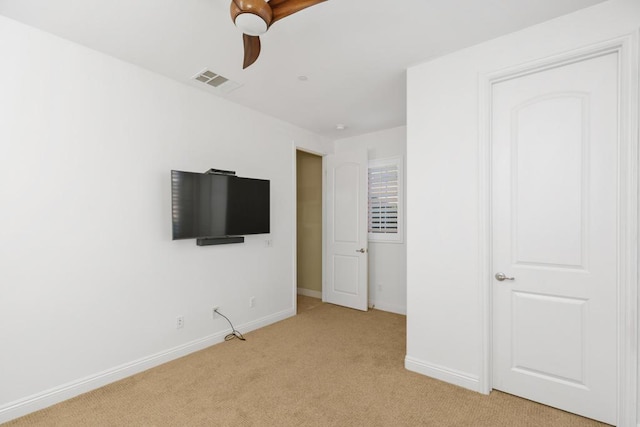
xmin=367 ymin=155 xmax=403 ymax=243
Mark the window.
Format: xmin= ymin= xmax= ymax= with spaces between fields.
xmin=368 ymin=156 xmax=403 ymax=242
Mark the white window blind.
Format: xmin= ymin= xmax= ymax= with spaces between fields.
xmin=368 ymin=157 xmax=402 ymax=242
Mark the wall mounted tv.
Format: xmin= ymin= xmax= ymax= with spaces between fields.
xmin=171 ymin=170 xmax=270 ymax=245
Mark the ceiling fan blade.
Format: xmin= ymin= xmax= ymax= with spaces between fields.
xmin=243 ymin=34 xmax=261 ymax=69
xmin=269 ymin=0 xmax=327 ymax=25
xmin=230 ymin=0 xmax=241 ymax=20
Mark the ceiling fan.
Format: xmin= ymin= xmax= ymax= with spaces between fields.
xmin=230 ymin=0 xmax=327 ymax=69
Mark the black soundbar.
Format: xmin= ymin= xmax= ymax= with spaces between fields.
xmin=196 ymin=236 xmax=244 ymax=246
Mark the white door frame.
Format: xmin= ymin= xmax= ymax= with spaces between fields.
xmin=478 ymin=34 xmax=639 ymax=426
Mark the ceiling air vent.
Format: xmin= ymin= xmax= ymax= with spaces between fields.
xmin=192 ymin=69 xmax=241 ymax=94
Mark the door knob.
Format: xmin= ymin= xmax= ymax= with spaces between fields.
xmin=495 ymin=272 xmax=515 ymax=281
xmin=356 ymin=248 xmax=366 ymax=253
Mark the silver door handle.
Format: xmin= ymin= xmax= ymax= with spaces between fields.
xmin=495 ymin=272 xmax=515 ymax=281
xmin=356 ymin=248 xmax=366 ymax=253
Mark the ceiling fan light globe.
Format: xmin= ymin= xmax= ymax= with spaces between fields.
xmin=235 ymin=13 xmax=268 ymax=36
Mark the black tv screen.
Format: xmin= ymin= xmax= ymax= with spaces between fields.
xmin=171 ymin=170 xmax=270 ymax=240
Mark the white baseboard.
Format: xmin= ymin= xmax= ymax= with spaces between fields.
xmin=235 ymin=307 xmax=295 ymax=335
xmin=295 ymin=288 xmax=407 ymax=315
xmin=297 ymin=287 xmax=322 ymax=299
xmin=0 ymin=308 xmax=295 ymax=424
xmin=370 ymin=301 xmax=406 ymax=315
xmin=405 ymin=355 xmax=480 ymax=392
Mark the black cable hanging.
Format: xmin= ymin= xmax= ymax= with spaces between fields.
xmin=215 ymin=309 xmax=246 ymax=341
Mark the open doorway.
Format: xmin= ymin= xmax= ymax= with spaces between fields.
xmin=296 ymin=150 xmax=323 ymax=312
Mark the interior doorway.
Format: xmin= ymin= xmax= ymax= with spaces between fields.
xmin=478 ymin=37 xmax=638 ymax=426
xmin=296 ymin=150 xmax=323 ymax=304
xmin=490 ymin=51 xmax=617 ymax=424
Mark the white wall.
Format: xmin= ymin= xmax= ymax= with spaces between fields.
xmin=405 ymin=0 xmax=639 ymax=423
xmin=334 ymin=126 xmax=406 ymax=314
xmin=0 ymin=16 xmax=330 ymax=422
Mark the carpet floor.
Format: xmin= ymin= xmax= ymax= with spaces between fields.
xmin=5 ymin=296 xmax=607 ymax=426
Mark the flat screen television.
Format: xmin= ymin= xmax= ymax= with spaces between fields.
xmin=171 ymin=170 xmax=270 ymax=240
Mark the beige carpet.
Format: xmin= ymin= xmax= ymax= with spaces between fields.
xmin=5 ymin=296 xmax=607 ymax=426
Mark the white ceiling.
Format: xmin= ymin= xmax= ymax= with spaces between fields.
xmin=0 ymin=0 xmax=606 ymax=139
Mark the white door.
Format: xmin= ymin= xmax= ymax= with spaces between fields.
xmin=491 ymin=52 xmax=618 ymax=424
xmin=325 ymin=149 xmax=368 ymax=311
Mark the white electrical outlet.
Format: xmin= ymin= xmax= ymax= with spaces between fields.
xmin=212 ymin=306 xmax=220 ymax=318
xmin=176 ymin=316 xmax=184 ymax=329
xmin=265 ymin=239 xmax=273 ymax=248
xmin=249 ymin=297 xmax=255 ymax=308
